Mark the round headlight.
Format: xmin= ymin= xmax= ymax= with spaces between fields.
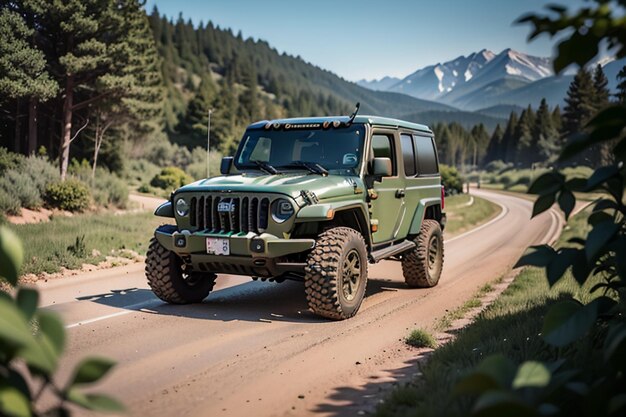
xmin=271 ymin=198 xmax=294 ymax=223
xmin=175 ymin=198 xmax=190 ymax=217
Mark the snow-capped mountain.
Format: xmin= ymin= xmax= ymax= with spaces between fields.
xmin=358 ymin=49 xmax=556 ymax=110
xmin=384 ymin=49 xmax=496 ymax=101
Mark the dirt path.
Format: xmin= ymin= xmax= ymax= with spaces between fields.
xmin=38 ymin=189 xmax=560 ymax=417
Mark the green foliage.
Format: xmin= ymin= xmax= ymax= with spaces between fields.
xmin=0 ymin=226 xmax=123 ymax=415
xmin=440 ymin=164 xmax=463 ymax=194
xmin=0 ymin=147 xmax=25 ymax=173
xmin=44 ymin=179 xmax=91 ymax=212
xmin=150 ymin=166 xmax=192 ymax=190
xmin=0 ymin=169 xmax=42 ymax=211
xmin=406 ymin=329 xmax=437 ymax=349
xmin=459 ymin=3 xmax=626 ymax=417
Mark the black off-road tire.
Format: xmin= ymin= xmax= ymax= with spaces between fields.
xmin=402 ymin=219 xmax=444 ymax=288
xmin=145 ymin=237 xmax=216 ymax=304
xmin=304 ymin=227 xmax=368 ymax=320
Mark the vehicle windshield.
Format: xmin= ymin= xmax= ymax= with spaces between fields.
xmin=235 ymin=124 xmax=365 ymax=176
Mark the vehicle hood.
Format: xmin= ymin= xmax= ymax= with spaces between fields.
xmin=177 ymin=173 xmax=362 ymax=202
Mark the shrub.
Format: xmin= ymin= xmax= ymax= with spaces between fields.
xmin=22 ymin=155 xmax=59 ymax=194
xmin=150 ymin=166 xmax=192 ymax=190
xmin=124 ymin=158 xmax=161 ymax=185
xmin=92 ymin=169 xmax=129 ymax=209
xmin=0 ymin=146 xmax=25 ymax=173
xmin=405 ymin=329 xmax=437 ymax=349
xmin=45 ymin=179 xmax=91 ymax=212
xmin=440 ymin=164 xmax=463 ymax=194
xmin=0 ymin=187 xmax=21 ymax=215
xmin=0 ymin=169 xmax=42 ymax=210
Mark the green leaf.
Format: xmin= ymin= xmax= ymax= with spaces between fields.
xmin=67 ymin=389 xmax=124 ymax=412
xmin=0 ymin=295 xmax=35 ymax=349
xmin=586 ymin=165 xmax=620 ymax=191
xmin=454 ymin=373 xmax=500 ymax=395
xmin=542 ymin=300 xmax=597 ymax=347
xmin=70 ymin=357 xmax=116 ymax=386
xmin=532 ymin=193 xmax=555 ymax=218
xmin=585 ymin=221 xmax=620 ymax=261
xmin=36 ymin=311 xmax=65 ymax=355
xmin=0 ymin=226 xmax=24 ymax=286
xmin=474 ymin=354 xmax=517 ymax=388
xmin=512 ymin=361 xmax=551 ymax=389
xmin=587 ymin=211 xmax=613 ymax=226
xmin=546 ymin=248 xmax=579 ymax=286
xmin=565 ymin=177 xmax=587 ymax=192
xmin=0 ymin=383 xmax=31 ymax=417
xmin=557 ymin=190 xmax=575 ymax=220
xmin=16 ymin=288 xmax=38 ymax=321
xmin=528 ymin=172 xmax=564 ymax=195
xmin=472 ymin=391 xmax=534 ymax=417
xmin=515 ymin=245 xmax=556 ymax=268
xmin=20 ymin=332 xmax=58 ymax=375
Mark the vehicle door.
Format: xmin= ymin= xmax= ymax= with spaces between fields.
xmin=368 ymin=130 xmax=406 ymax=244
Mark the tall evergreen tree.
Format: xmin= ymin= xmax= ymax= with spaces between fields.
xmin=0 ymin=7 xmax=57 ymax=154
xmin=515 ymin=105 xmax=537 ymax=165
xmin=592 ymin=64 xmax=611 ymax=110
xmin=484 ymin=123 xmax=504 ymax=164
xmin=502 ymin=112 xmax=519 ymax=163
xmin=534 ymin=98 xmax=560 ymax=163
xmin=562 ymin=67 xmax=596 ymax=139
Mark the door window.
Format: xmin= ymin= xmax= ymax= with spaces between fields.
xmin=413 ymin=135 xmax=438 ymax=175
xmin=400 ymin=134 xmax=416 ymax=176
xmin=371 ymin=134 xmax=396 ymax=176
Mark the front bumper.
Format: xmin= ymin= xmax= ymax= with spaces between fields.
xmin=155 ymin=226 xmax=315 ymax=259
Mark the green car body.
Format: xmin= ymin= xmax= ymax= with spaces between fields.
xmin=147 ymin=114 xmax=446 ymax=319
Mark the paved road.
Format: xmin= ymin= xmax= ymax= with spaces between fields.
xmin=38 ymin=189 xmax=562 ymax=417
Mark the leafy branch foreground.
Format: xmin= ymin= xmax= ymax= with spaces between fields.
xmin=0 ymin=226 xmax=123 ymax=416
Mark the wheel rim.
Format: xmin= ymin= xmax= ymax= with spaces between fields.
xmin=427 ymin=235 xmax=440 ymax=276
xmin=182 ymin=272 xmax=202 ymax=287
xmin=341 ymin=249 xmax=362 ymax=301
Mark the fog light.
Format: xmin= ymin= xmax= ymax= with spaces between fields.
xmin=175 ymin=236 xmax=186 ymax=248
xmin=250 ymin=239 xmax=265 ymax=253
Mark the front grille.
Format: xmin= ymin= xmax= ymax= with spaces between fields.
xmin=189 ymin=195 xmax=270 ymax=234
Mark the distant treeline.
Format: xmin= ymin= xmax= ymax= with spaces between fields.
xmin=433 ymin=65 xmax=625 ymax=169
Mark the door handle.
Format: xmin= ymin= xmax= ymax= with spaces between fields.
xmin=395 ymin=189 xmax=405 ymax=198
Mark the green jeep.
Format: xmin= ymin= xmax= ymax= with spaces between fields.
xmin=146 ymin=109 xmax=446 ymax=320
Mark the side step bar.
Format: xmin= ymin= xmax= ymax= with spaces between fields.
xmin=370 ymin=240 xmax=416 ymax=262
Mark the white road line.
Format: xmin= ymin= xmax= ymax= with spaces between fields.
xmin=445 ymin=198 xmax=508 ymax=244
xmin=65 ymin=299 xmax=162 ymax=329
xmin=460 ymin=196 xmax=475 ymax=207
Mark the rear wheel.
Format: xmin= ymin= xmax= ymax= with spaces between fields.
xmin=402 ymin=219 xmax=444 ymax=288
xmin=145 ymin=237 xmax=216 ymax=304
xmin=304 ymin=227 xmax=368 ymax=320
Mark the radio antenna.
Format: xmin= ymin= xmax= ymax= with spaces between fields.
xmin=347 ymin=102 xmax=360 ymax=125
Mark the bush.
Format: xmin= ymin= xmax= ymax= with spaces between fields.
xmin=0 ymin=146 xmax=25 ymax=173
xmin=23 ymin=155 xmax=59 ymax=194
xmin=45 ymin=179 xmax=91 ymax=212
xmin=150 ymin=167 xmax=192 ymax=190
xmin=405 ymin=329 xmax=437 ymax=349
xmin=92 ymin=169 xmax=129 ymax=209
xmin=0 ymin=187 xmax=21 ymax=215
xmin=440 ymin=164 xmax=463 ymax=194
xmin=0 ymin=169 xmax=42 ymax=210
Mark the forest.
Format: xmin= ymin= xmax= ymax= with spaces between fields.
xmin=1 ymin=0 xmax=625 ymax=188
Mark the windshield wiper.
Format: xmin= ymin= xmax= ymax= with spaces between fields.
xmin=250 ymin=160 xmax=279 ymax=175
xmin=282 ymin=161 xmax=329 ymax=176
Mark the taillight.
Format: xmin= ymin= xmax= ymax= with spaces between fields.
xmin=441 ymin=186 xmax=445 ymax=210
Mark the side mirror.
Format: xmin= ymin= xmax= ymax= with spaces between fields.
xmin=220 ymin=156 xmax=234 ymax=175
xmin=372 ymin=157 xmax=392 ymax=177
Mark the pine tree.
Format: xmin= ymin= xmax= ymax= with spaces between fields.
xmin=470 ymin=123 xmax=489 ymax=167
xmin=592 ymin=64 xmax=611 ymax=110
xmin=502 ymin=112 xmax=519 ymax=163
xmin=534 ymin=98 xmax=560 ymax=163
xmin=0 ymin=7 xmax=57 ymax=154
xmin=484 ymin=124 xmax=504 ymax=164
xmin=515 ymin=106 xmax=537 ymax=166
xmin=238 ymin=64 xmax=260 ymax=122
xmin=562 ymin=67 xmax=596 ymax=139
xmin=211 ymin=78 xmax=238 ymax=153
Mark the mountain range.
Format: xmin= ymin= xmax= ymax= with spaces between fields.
xmin=359 ymin=49 xmax=625 ymax=112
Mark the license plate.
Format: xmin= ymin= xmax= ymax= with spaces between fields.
xmin=206 ymin=238 xmax=230 ymax=255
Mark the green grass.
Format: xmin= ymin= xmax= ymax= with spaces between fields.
xmin=10 ymin=212 xmax=169 ymax=276
xmin=444 ymin=194 xmax=501 ymax=237
xmin=377 ymin=212 xmax=596 ymax=417
xmin=405 ymin=329 xmax=438 ymax=349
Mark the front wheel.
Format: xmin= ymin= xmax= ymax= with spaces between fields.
xmin=402 ymin=219 xmax=444 ymax=288
xmin=304 ymin=227 xmax=368 ymax=320
xmin=145 ymin=237 xmax=216 ymax=304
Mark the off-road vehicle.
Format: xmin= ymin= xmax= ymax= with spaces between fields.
xmin=146 ymin=106 xmax=446 ymax=320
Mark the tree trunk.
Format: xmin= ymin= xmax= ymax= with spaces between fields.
xmin=60 ymin=75 xmax=74 ymax=180
xmin=14 ymin=98 xmax=21 ymax=153
xmin=28 ymin=97 xmax=38 ymax=155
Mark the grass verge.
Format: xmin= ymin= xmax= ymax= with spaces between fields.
xmin=9 ymin=212 xmax=168 ymax=276
xmin=377 ymin=212 xmax=594 ymax=417
xmin=444 ymin=194 xmax=501 ymax=237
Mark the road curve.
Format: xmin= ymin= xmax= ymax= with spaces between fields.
xmin=38 ymin=189 xmax=560 ymax=417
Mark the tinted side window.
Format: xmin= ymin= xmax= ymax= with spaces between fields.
xmin=400 ymin=134 xmax=416 ymax=176
xmin=371 ymin=134 xmax=396 ymax=175
xmin=413 ymin=135 xmax=438 ymax=175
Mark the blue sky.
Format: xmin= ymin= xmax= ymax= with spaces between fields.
xmin=146 ymin=0 xmax=586 ymax=81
